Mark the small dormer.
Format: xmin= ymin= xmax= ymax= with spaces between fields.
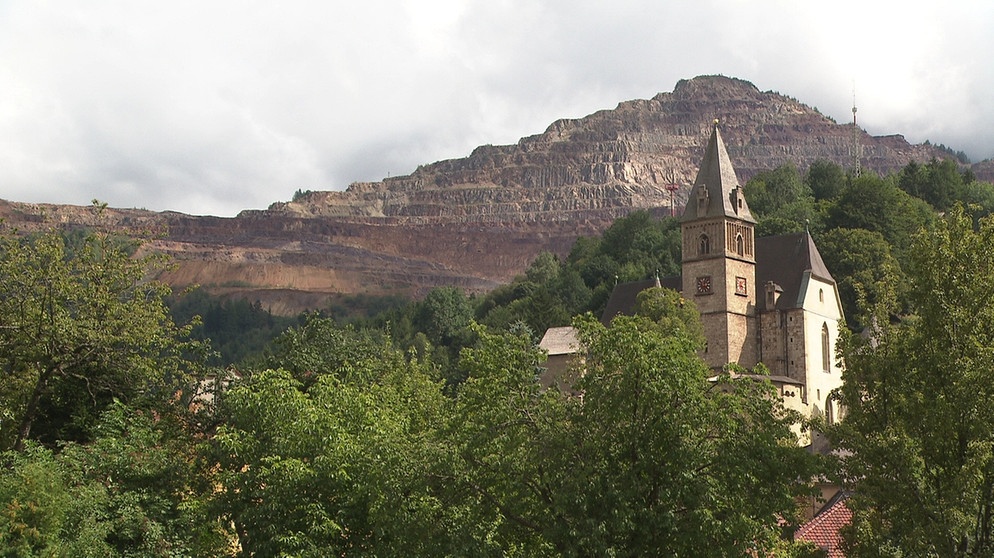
xmin=731 ymin=187 xmax=746 ymax=216
xmin=765 ymin=281 xmax=783 ymax=309
xmin=697 ymin=185 xmax=710 ymax=215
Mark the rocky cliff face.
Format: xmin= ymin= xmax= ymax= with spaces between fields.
xmin=0 ymin=76 xmax=970 ymax=314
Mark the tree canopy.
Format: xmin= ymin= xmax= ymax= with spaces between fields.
xmin=0 ymin=227 xmax=207 ymax=451
xmin=830 ymin=206 xmax=994 ymax=556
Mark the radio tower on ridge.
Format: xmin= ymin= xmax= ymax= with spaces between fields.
xmin=851 ymin=85 xmax=862 ymax=178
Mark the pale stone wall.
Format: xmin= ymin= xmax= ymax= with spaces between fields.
xmin=799 ymin=275 xmax=845 ymax=423
xmin=775 ymin=379 xmax=810 ymax=445
xmin=699 ymin=311 xmax=730 ymax=369
xmin=723 ymin=258 xmax=755 ymax=317
xmin=727 ymin=312 xmax=758 ymax=368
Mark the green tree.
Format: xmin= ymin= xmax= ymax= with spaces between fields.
xmin=745 ymin=162 xmax=823 ymax=236
xmin=263 ymin=313 xmax=388 ymax=386
xmin=212 ymin=342 xmax=452 ymax=556
xmin=0 ymin=227 xmax=206 ymax=450
xmin=830 ymin=206 xmax=994 ymax=556
xmin=815 ymin=228 xmax=906 ymax=328
xmin=806 ymin=159 xmax=847 ymax=201
xmin=957 ymin=180 xmax=994 ymax=222
xmin=449 ymin=315 xmax=820 ymax=556
xmin=633 ymin=286 xmax=705 ymax=347
xmin=524 ymin=251 xmax=561 ymax=285
xmin=827 ymin=173 xmax=935 ymax=262
xmin=0 ymin=403 xmax=226 ymax=556
xmin=743 ymin=162 xmax=813 ymax=216
xmin=416 ymin=286 xmax=473 ymax=347
xmin=897 ymin=157 xmax=965 ymax=211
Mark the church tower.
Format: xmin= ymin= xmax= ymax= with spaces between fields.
xmin=681 ymin=122 xmax=758 ymax=369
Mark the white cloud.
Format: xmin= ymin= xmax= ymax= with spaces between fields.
xmin=0 ymin=0 xmax=991 ymax=216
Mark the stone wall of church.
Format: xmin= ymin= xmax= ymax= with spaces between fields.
xmin=700 ymin=311 xmax=758 ymax=369
xmin=723 ymin=258 xmax=755 ymax=316
xmin=728 ymin=312 xmax=758 ymax=368
xmin=758 ymin=307 xmax=809 ymax=392
xmin=784 ymin=309 xmax=809 ymax=399
xmin=681 ymin=221 xmax=723 ymax=263
xmin=759 ymin=310 xmax=786 ymax=376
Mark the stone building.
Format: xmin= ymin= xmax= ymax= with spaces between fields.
xmin=541 ymin=122 xmax=845 ymax=427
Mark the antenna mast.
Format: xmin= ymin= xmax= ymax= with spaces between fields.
xmin=665 ymin=170 xmax=681 ymax=217
xmin=851 ymin=84 xmax=862 ymax=178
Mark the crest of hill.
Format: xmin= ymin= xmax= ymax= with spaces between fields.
xmin=282 ymin=75 xmax=951 ymax=222
xmin=0 ymin=76 xmax=973 ymax=314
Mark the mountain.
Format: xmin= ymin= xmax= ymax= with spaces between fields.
xmin=0 ymin=76 xmax=971 ymax=314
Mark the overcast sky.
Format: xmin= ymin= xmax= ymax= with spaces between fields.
xmin=2 ymin=1 xmax=992 ymax=217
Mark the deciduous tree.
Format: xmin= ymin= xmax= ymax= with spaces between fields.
xmin=0 ymin=227 xmax=206 ymax=450
xmin=831 ymin=206 xmax=994 ymax=556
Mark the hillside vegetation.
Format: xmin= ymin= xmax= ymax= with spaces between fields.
xmin=2 ymin=156 xmax=994 ymax=555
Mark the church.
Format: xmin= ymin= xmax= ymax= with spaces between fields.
xmin=541 ymin=122 xmax=845 ymax=429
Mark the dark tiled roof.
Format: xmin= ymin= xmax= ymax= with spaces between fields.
xmin=681 ymin=123 xmax=756 ymax=224
xmin=756 ymin=232 xmax=835 ymax=311
xmin=600 ymin=276 xmax=681 ymax=325
xmin=794 ymin=493 xmax=851 ymax=558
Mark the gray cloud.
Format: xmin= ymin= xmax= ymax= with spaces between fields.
xmin=1 ymin=0 xmax=991 ymax=216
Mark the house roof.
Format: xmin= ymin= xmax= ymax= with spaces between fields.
xmin=794 ymin=492 xmax=852 ymax=558
xmin=681 ymin=122 xmax=756 ymax=224
xmin=600 ymin=276 xmax=681 ymax=326
xmin=538 ymin=326 xmax=581 ymax=356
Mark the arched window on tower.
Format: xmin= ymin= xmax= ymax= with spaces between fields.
xmin=821 ymin=322 xmax=831 ymax=373
xmin=735 ymin=233 xmax=744 ymax=256
xmin=699 ymin=233 xmax=710 ymax=256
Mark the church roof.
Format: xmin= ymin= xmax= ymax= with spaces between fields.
xmin=756 ymin=232 xmax=836 ymax=311
xmin=600 ymin=231 xmax=835 ymax=321
xmin=681 ymin=122 xmax=756 ymax=224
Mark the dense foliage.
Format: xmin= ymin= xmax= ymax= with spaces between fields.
xmin=4 ymin=154 xmax=994 ymax=554
xmin=0 ymin=225 xmax=823 ymax=556
xmin=0 ymin=226 xmax=209 ymax=451
xmin=830 ymin=207 xmax=994 ymax=556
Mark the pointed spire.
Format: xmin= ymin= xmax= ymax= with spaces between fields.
xmin=681 ymin=120 xmax=755 ymax=223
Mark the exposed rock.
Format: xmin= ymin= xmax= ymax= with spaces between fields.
xmin=0 ymin=76 xmax=971 ymax=315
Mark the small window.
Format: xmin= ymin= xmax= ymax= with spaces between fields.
xmin=822 ymin=322 xmax=831 ymax=373
xmin=735 ymin=233 xmax=744 ymax=256
xmin=699 ymin=234 xmax=710 ymax=255
xmin=819 ymin=288 xmax=824 ymax=302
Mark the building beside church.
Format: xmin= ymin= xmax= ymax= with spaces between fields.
xmin=540 ymin=122 xmax=845 ymax=428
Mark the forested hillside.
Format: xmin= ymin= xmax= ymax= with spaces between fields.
xmin=3 ymin=157 xmax=994 ymax=555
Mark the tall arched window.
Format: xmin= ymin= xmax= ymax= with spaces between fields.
xmin=821 ymin=322 xmax=831 ymax=373
xmin=699 ymin=234 xmax=710 ymax=256
xmin=735 ymin=233 xmax=744 ymax=256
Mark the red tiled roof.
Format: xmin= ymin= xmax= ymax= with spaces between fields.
xmin=794 ymin=495 xmax=852 ymax=558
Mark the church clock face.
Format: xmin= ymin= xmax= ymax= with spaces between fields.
xmin=696 ymin=275 xmax=712 ymax=295
xmin=735 ymin=276 xmax=747 ymax=296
